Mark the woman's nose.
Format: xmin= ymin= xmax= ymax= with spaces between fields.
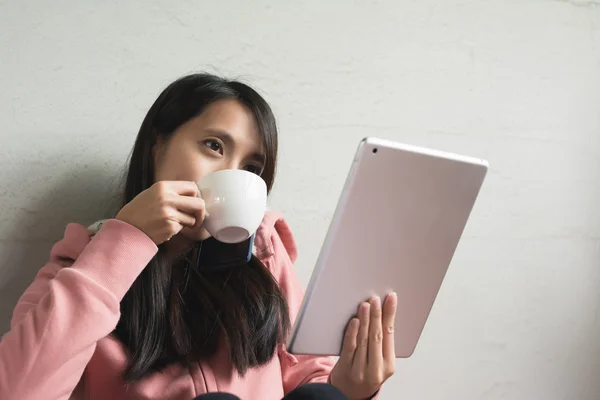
xmin=223 ymin=160 xmax=243 ymax=171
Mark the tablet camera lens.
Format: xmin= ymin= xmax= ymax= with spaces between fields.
xmin=373 ymin=148 xmax=378 ymax=153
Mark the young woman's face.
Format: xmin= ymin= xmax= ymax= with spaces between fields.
xmin=153 ymin=99 xmax=265 ymax=241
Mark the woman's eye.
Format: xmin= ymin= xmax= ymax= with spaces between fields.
xmin=204 ymin=139 xmax=223 ymax=153
xmin=244 ymin=164 xmax=262 ymax=175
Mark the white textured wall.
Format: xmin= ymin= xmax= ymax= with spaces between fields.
xmin=2 ymin=0 xmax=600 ymax=398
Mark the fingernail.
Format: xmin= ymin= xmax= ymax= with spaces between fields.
xmin=371 ymin=296 xmax=381 ymax=308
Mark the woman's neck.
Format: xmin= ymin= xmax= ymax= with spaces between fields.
xmin=163 ymin=234 xmax=195 ymax=260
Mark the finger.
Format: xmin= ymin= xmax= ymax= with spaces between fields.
xmin=170 ymin=209 xmax=196 ymax=228
xmin=160 ymin=181 xmax=201 ymax=197
xmin=368 ymin=296 xmax=384 ymax=368
xmin=382 ymin=292 xmax=398 ymax=369
xmin=339 ymin=318 xmax=360 ymax=367
xmin=162 ymin=220 xmax=185 ymax=243
xmin=171 ymin=196 xmax=207 ymax=227
xmin=351 ymin=301 xmax=371 ymax=375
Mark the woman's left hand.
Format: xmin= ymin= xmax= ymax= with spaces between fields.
xmin=330 ymin=293 xmax=398 ymax=400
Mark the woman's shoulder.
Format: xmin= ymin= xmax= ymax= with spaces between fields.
xmin=254 ymin=210 xmax=298 ymax=264
xmin=53 ymin=212 xmax=297 ymax=266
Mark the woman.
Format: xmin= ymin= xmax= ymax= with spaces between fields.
xmin=0 ymin=73 xmax=397 ymax=400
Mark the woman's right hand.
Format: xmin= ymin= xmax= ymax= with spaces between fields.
xmin=115 ymin=181 xmax=207 ymax=245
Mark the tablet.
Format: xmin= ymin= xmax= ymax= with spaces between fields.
xmin=287 ymin=137 xmax=488 ymax=357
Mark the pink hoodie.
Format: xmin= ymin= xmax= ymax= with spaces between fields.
xmin=0 ymin=211 xmax=338 ymax=400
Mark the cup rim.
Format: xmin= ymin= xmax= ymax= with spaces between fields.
xmin=197 ymin=169 xmax=267 ymax=190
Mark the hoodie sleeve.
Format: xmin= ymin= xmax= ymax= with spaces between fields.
xmin=257 ymin=214 xmax=336 ymax=394
xmin=0 ymin=219 xmax=158 ymax=400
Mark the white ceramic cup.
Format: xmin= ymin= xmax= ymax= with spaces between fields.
xmin=197 ymin=169 xmax=267 ymax=243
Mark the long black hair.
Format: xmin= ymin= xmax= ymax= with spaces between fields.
xmin=114 ymin=73 xmax=290 ymax=382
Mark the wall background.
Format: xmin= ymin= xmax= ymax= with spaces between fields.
xmin=1 ymin=0 xmax=600 ymax=398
